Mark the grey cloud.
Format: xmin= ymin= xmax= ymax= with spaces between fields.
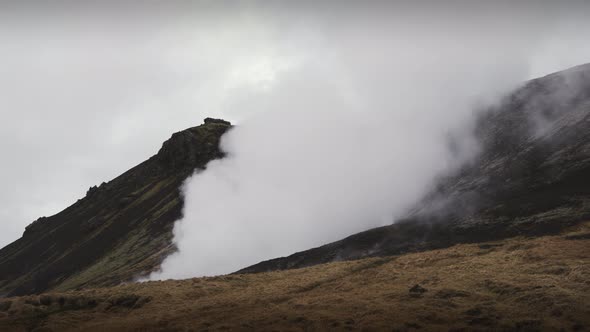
xmin=147 ymin=3 xmax=590 ymax=279
xmin=0 ymin=2 xmax=589 ymax=261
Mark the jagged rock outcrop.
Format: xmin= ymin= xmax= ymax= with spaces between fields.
xmin=0 ymin=119 xmax=231 ymax=297
xmin=238 ymin=63 xmax=590 ymax=273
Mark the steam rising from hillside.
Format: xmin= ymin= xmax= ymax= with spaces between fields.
xmin=148 ymin=3 xmax=590 ymax=279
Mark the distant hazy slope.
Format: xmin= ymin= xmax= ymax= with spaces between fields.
xmin=0 ymin=119 xmax=231 ymax=297
xmin=240 ymin=63 xmax=590 ymax=273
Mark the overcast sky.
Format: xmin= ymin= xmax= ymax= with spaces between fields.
xmin=1 ymin=2 xmax=590 ymax=249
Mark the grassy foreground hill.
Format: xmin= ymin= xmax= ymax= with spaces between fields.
xmin=1 ymin=222 xmax=588 ymax=331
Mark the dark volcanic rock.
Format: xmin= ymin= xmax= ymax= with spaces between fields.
xmin=238 ymin=63 xmax=590 ymax=274
xmin=0 ymin=119 xmax=231 ymax=297
xmin=23 ymin=217 xmax=48 ymax=237
xmin=156 ymin=120 xmax=229 ymax=170
xmin=204 ymin=117 xmax=231 ymax=126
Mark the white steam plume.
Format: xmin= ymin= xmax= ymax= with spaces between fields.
xmin=149 ymin=2 xmax=590 ymax=279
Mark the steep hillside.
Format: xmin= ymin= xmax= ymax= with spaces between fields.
xmin=0 ymin=118 xmax=231 ymax=297
xmin=2 ymin=64 xmax=590 ymax=298
xmin=240 ymin=63 xmax=590 ymax=273
xmin=1 ymin=222 xmax=588 ymax=331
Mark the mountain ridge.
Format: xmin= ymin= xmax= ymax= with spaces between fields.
xmin=2 ymin=63 xmax=590 ymax=296
xmin=0 ymin=119 xmax=231 ymax=296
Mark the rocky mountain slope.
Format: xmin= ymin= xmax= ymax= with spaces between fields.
xmin=240 ymin=63 xmax=590 ymax=273
xmin=1 ymin=222 xmax=588 ymax=331
xmin=1 ymin=63 xmax=590 ymax=298
xmin=0 ymin=119 xmax=231 ymax=297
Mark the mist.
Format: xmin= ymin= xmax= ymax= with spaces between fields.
xmin=0 ymin=2 xmax=588 ymax=267
xmin=148 ymin=3 xmax=590 ymax=279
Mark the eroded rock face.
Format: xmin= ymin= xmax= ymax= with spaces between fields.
xmin=156 ymin=119 xmax=230 ymax=171
xmin=204 ymin=117 xmax=231 ymax=126
xmin=22 ymin=217 xmax=48 ymax=237
xmin=239 ymin=63 xmax=590 ymax=274
xmin=0 ymin=119 xmax=231 ymax=297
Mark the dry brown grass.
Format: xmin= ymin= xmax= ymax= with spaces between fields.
xmin=1 ymin=222 xmax=589 ymax=331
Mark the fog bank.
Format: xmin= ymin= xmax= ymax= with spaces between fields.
xmin=149 ymin=3 xmax=590 ymax=279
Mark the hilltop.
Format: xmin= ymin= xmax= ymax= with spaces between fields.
xmin=0 ymin=118 xmax=231 ymax=296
